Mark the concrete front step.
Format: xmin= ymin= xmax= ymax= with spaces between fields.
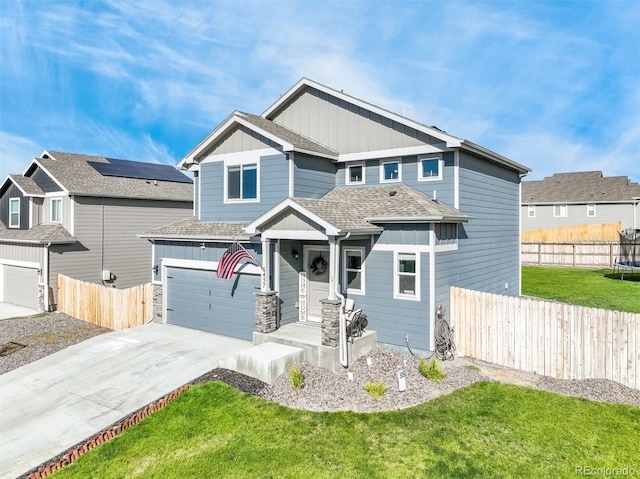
xmin=219 ymin=342 xmax=304 ymax=385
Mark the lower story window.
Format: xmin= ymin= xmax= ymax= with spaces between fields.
xmin=395 ymin=252 xmax=419 ymax=300
xmin=343 ymin=247 xmax=364 ymax=294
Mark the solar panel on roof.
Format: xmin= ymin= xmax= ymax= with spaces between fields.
xmin=88 ymin=159 xmax=192 ymax=183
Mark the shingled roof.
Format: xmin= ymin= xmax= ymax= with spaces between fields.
xmin=6 ymin=174 xmax=45 ymax=197
xmin=25 ymin=151 xmax=193 ymax=201
xmin=522 ymin=171 xmax=640 ymax=204
xmin=140 ymin=217 xmax=250 ymax=240
xmin=0 ymin=224 xmax=76 ymax=244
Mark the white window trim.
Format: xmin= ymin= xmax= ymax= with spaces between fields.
xmin=9 ymin=197 xmax=20 ymax=228
xmin=417 ymin=156 xmax=443 ymax=182
xmin=553 ymin=204 xmax=567 ymax=217
xmin=587 ymin=203 xmax=596 ymax=217
xmin=345 ymin=162 xmax=365 ymax=185
xmin=379 ymin=158 xmax=402 ymax=183
xmin=393 ymin=251 xmax=420 ymax=301
xmin=50 ymin=197 xmax=62 ymax=223
xmin=528 ymin=205 xmax=535 ymax=217
xmin=342 ymin=246 xmax=365 ymax=295
xmin=223 ymin=158 xmax=260 ymax=203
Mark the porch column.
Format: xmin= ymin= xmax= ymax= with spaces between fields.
xmin=261 ymin=237 xmax=270 ymax=292
xmin=328 ymin=235 xmax=337 ymax=300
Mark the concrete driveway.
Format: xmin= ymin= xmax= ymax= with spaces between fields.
xmin=0 ymin=302 xmax=40 ymax=320
xmin=0 ymin=323 xmax=250 ymax=479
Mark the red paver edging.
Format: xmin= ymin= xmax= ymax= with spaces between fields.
xmin=26 ymin=384 xmax=190 ymax=479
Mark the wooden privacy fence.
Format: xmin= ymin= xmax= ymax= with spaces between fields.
xmin=522 ymin=223 xmax=621 ymax=243
xmin=522 ymin=242 xmax=622 ymax=268
xmin=451 ymin=286 xmax=640 ymax=390
xmin=58 ymin=274 xmax=152 ymax=330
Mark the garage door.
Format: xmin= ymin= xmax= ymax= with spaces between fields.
xmin=165 ymin=267 xmax=258 ymax=340
xmin=3 ymin=265 xmax=39 ymax=309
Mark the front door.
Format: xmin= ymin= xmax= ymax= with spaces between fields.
xmin=304 ymin=246 xmax=329 ymax=322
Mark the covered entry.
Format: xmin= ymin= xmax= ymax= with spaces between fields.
xmin=164 ymin=266 xmax=259 ymax=340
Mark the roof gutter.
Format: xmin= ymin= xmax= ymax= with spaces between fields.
xmin=459 ymin=141 xmax=530 ymax=174
xmin=365 ymin=215 xmax=470 ymax=223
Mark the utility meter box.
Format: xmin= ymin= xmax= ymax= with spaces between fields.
xmin=102 ymin=270 xmax=114 ymax=281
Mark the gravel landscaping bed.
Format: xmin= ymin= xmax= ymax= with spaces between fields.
xmin=0 ymin=312 xmax=111 ymax=374
xmin=195 ymin=347 xmax=640 ymax=412
xmin=3 ymin=313 xmax=638 ymax=411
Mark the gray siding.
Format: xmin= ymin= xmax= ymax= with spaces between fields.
xmin=376 ymin=224 xmax=431 ymax=245
xmin=272 ymin=87 xmax=446 ymax=154
xmin=0 ymin=242 xmax=44 ymax=266
xmin=0 ymin=183 xmax=28 ymax=229
xmin=435 ymin=152 xmax=521 ymax=316
xmin=29 ymin=168 xmax=63 ymax=193
xmin=200 ymin=153 xmax=289 ymax=222
xmin=278 ymin=240 xmax=304 ymax=325
xmin=293 ymin=153 xmax=336 ymax=198
xmin=193 ymin=171 xmax=199 ymax=217
xmin=522 ymin=203 xmax=637 ymax=232
xmin=153 ymin=240 xmax=262 ymax=283
xmin=49 ymin=197 xmax=192 ymax=303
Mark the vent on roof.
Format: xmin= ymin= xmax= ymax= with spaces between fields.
xmin=88 ymin=159 xmax=192 ymax=183
xmin=389 ymin=190 xmax=397 ymax=196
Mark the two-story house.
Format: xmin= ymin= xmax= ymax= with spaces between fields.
xmin=522 ymin=171 xmax=640 ymax=235
xmin=0 ymin=151 xmax=193 ymax=311
xmin=143 ymin=78 xmax=530 ymax=367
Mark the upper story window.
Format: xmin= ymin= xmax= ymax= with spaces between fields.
xmin=528 ymin=205 xmax=535 ymax=217
xmin=380 ymin=159 xmax=401 ymax=183
xmin=418 ymin=157 xmax=442 ymax=181
xmin=50 ymin=197 xmax=62 ymax=223
xmin=226 ymin=163 xmax=258 ymax=201
xmin=554 ymin=204 xmax=567 ymax=217
xmin=343 ymin=247 xmax=365 ymax=294
xmin=9 ymin=198 xmax=20 ymax=228
xmin=587 ymin=204 xmax=596 ymax=217
xmin=394 ymin=252 xmax=420 ymax=301
xmin=346 ymin=163 xmax=365 ymax=185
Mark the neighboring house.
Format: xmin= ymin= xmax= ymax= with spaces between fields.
xmin=142 ymin=78 xmax=530 ymax=358
xmin=0 ymin=151 xmax=193 ymax=311
xmin=522 ymin=171 xmax=640 ymax=233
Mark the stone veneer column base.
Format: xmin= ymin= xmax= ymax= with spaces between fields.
xmin=255 ymin=291 xmax=279 ymax=333
xmin=320 ymin=298 xmax=341 ymax=347
xmin=152 ymin=284 xmax=163 ymax=324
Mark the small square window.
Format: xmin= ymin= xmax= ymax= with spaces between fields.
xmin=528 ymin=205 xmax=535 ymax=217
xmin=226 ymin=163 xmax=258 ymax=201
xmin=419 ymin=157 xmax=441 ymax=181
xmin=346 ymin=164 xmax=364 ymax=185
xmin=587 ymin=204 xmax=596 ymax=217
xmin=9 ymin=198 xmax=20 ymax=228
xmin=381 ymin=160 xmax=401 ymax=182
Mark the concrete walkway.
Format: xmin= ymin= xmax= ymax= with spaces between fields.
xmin=0 ymin=323 xmax=250 ymax=479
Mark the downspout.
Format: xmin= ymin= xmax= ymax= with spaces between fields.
xmin=335 ymin=232 xmax=351 ymax=368
xmin=43 ymin=242 xmax=51 ymax=312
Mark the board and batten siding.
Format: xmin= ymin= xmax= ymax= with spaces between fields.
xmin=29 ymin=167 xmax=63 ymax=193
xmin=205 ymin=125 xmax=279 ymax=157
xmin=522 ymin=203 xmax=637 ymax=232
xmin=293 ymin=153 xmax=335 ymax=198
xmin=49 ymin=197 xmax=191 ymax=302
xmin=271 ymin=87 xmax=446 ymax=154
xmin=200 ymin=153 xmax=289 ymax=222
xmin=0 ymin=242 xmax=44 ymax=266
xmin=435 ymin=152 xmax=522 ymax=316
xmin=0 ymin=183 xmax=28 ymax=229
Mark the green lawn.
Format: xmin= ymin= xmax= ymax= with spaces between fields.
xmin=522 ymin=266 xmax=640 ymax=313
xmin=53 ymin=381 xmax=639 ymax=479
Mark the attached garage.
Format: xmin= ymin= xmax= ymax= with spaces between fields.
xmin=165 ymin=266 xmax=259 ymax=340
xmin=2 ymin=264 xmax=39 ymax=309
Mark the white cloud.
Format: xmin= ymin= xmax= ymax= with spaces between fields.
xmin=0 ymin=132 xmax=42 ymax=177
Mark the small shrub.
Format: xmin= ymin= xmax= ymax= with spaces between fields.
xmin=419 ymin=357 xmax=447 ymax=382
xmin=364 ymin=381 xmax=387 ymax=398
xmin=288 ymin=363 xmax=304 ymax=389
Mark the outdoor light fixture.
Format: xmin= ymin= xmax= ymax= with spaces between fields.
xmin=292 ymin=249 xmax=300 ymax=259
xmin=200 ymin=242 xmax=206 ymax=250
xmin=152 ymin=264 xmax=159 ymax=275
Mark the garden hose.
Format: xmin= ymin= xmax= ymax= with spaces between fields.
xmin=434 ymin=315 xmax=456 ymax=361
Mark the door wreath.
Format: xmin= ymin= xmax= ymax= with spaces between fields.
xmin=310 ymin=256 xmax=328 ymax=276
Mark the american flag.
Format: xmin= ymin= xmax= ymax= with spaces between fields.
xmin=216 ymin=243 xmax=253 ymax=280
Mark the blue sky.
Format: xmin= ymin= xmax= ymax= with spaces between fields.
xmin=1 ymin=0 xmax=639 ymax=183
